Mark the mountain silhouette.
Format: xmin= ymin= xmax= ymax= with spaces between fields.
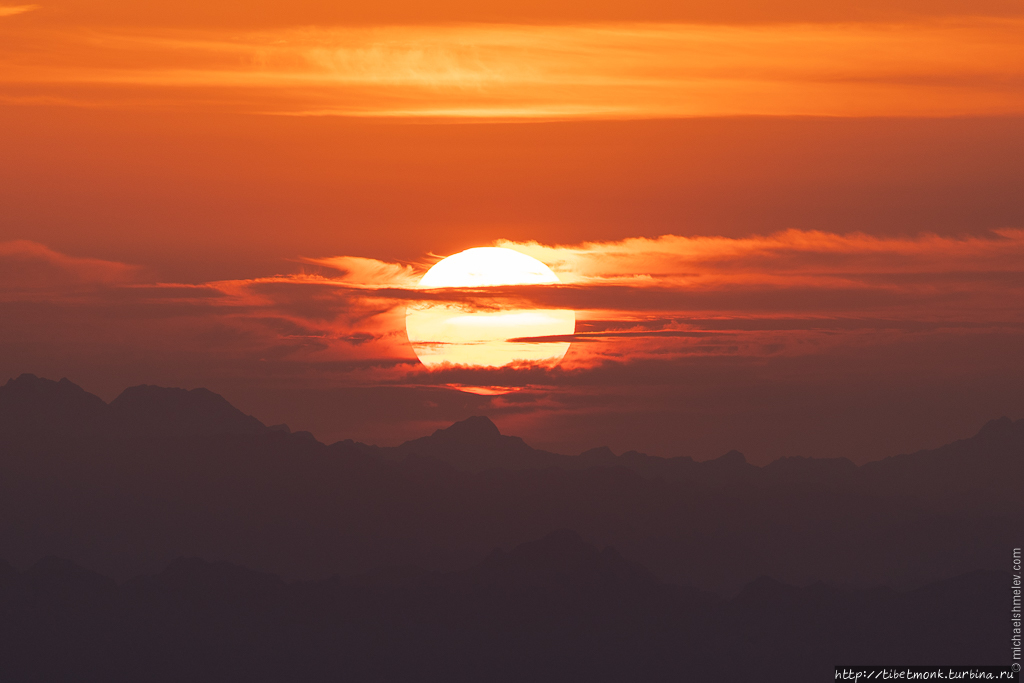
xmin=0 ymin=374 xmax=107 ymax=435
xmin=0 ymin=374 xmax=1019 ymax=596
xmin=0 ymin=374 xmax=273 ymax=440
xmin=384 ymin=415 xmax=564 ymax=470
xmin=109 ymin=385 xmax=268 ymax=439
xmin=468 ymin=529 xmax=662 ymax=593
xmin=0 ymin=532 xmax=1008 ymax=683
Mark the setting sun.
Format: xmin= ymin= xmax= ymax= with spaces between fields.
xmin=405 ymin=247 xmax=575 ymax=368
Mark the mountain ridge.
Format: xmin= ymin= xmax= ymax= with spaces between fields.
xmin=5 ymin=373 xmax=1019 ymax=473
xmin=0 ymin=373 xmax=1019 ymax=593
xmin=0 ymin=532 xmax=1008 ymax=683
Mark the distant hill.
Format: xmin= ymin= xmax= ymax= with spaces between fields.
xmin=0 ymin=532 xmax=1008 ymax=683
xmin=0 ymin=373 xmax=1020 ymax=593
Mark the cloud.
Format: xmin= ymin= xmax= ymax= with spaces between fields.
xmin=2 ymin=236 xmax=1023 ymax=456
xmin=2 ymin=230 xmax=1023 ymax=401
xmin=0 ymin=5 xmax=36 ymax=18
xmin=2 ymin=19 xmax=1024 ymax=118
xmin=300 ymin=255 xmax=420 ymax=287
xmin=491 ymin=230 xmax=1024 ymax=319
xmin=0 ymin=240 xmax=140 ymax=298
xmin=497 ymin=229 xmax=1024 ymax=282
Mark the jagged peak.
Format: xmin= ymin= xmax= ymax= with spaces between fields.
xmin=975 ymin=415 xmax=1014 ymax=438
xmin=619 ymin=450 xmax=649 ymax=459
xmin=431 ymin=415 xmax=501 ymax=441
xmin=3 ymin=373 xmax=96 ymax=399
xmin=109 ymin=384 xmax=265 ymax=437
xmin=711 ymin=449 xmax=747 ymax=465
xmin=112 ymin=384 xmax=230 ymax=406
xmin=0 ymin=374 xmax=108 ymax=432
xmin=6 ymin=372 xmax=43 ymax=387
xmin=579 ymin=445 xmax=616 ymax=459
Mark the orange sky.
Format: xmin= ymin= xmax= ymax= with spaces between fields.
xmin=1 ymin=0 xmax=1023 ymax=462
xmin=4 ymin=8 xmax=1024 ymax=118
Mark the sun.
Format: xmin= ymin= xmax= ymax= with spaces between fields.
xmin=405 ymin=247 xmax=575 ymax=368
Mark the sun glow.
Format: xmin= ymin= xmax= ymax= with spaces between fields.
xmin=405 ymin=247 xmax=575 ymax=368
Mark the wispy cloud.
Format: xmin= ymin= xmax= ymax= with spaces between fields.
xmin=0 ymin=240 xmax=141 ymax=298
xmin=3 ymin=234 xmax=1023 ymax=451
xmin=3 ymin=229 xmax=1023 ymax=383
xmin=0 ymin=4 xmax=37 ymax=18
xmin=2 ymin=19 xmax=1023 ymax=117
xmin=300 ymin=255 xmax=421 ymax=287
xmin=498 ymin=229 xmax=1024 ymax=285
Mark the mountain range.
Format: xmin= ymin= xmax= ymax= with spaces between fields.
xmin=0 ymin=532 xmax=1008 ymax=682
xmin=0 ymin=373 xmax=1019 ymax=595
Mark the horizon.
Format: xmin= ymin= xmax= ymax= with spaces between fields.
xmin=4 ymin=371 xmax=1018 ymax=467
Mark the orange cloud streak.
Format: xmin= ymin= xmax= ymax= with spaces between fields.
xmin=2 ymin=20 xmax=1023 ymax=117
xmin=0 ymin=5 xmax=36 ymax=18
xmin=0 ymin=239 xmax=140 ymax=297
xmin=3 ymin=229 xmax=1023 ymax=384
xmin=3 ymin=233 xmax=1023 ymax=451
xmin=498 ymin=229 xmax=1024 ymax=282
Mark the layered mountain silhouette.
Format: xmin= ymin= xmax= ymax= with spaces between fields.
xmin=0 ymin=373 xmax=1020 ymax=596
xmin=0 ymin=531 xmax=1008 ymax=683
xmin=0 ymin=374 xmax=265 ymax=439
